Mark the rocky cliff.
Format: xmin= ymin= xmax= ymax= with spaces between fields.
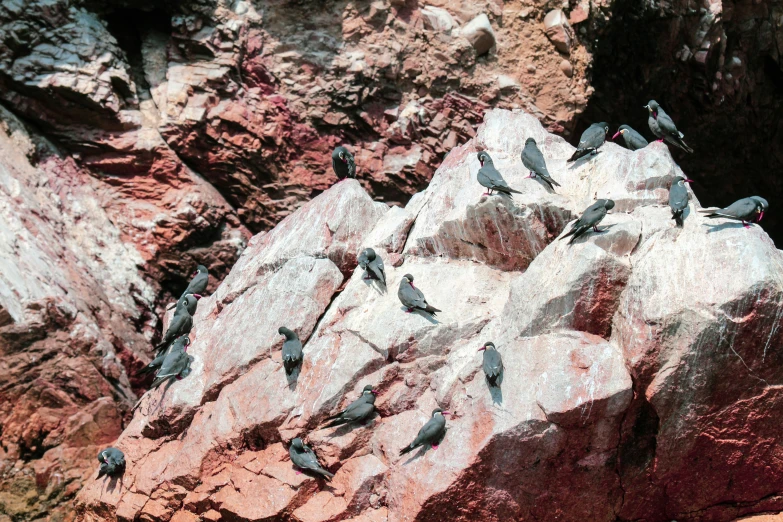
xmin=75 ymin=109 xmax=783 ymax=522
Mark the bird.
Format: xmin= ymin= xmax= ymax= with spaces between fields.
xmin=279 ymin=327 xmax=303 ymax=375
xmin=521 ymin=138 xmax=560 ymax=191
xmin=669 ymin=176 xmax=694 ymax=227
xmin=567 ymin=122 xmax=609 ymax=162
xmin=150 ymin=342 xmax=194 ymax=390
xmin=399 ymin=408 xmax=449 ymax=455
xmin=332 ymin=146 xmax=356 ymax=181
xmin=560 ymin=199 xmax=615 ymax=244
xmin=698 ymin=196 xmax=768 ymax=228
xmin=180 ymin=265 xmax=208 ymax=300
xmin=398 ymin=274 xmax=440 ymax=316
xmin=155 ymin=295 xmax=198 ymax=351
xmin=479 ymin=342 xmax=503 ymax=387
xmin=289 ymin=438 xmax=334 ymax=480
xmin=612 ymin=125 xmax=649 ymax=151
xmin=358 ymin=248 xmax=385 ymax=286
xmin=321 ymin=384 xmax=377 ymax=429
xmin=645 ymin=100 xmax=693 ymax=153
xmin=138 ymin=335 xmax=190 ymax=377
xmin=97 ymin=447 xmax=125 ymax=478
xmin=477 ymin=151 xmax=522 ymax=197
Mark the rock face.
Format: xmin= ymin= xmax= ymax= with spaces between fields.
xmin=76 ymin=109 xmax=783 ymax=522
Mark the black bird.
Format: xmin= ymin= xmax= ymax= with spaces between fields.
xmin=138 ymin=335 xmax=190 ymax=376
xmin=181 ymin=265 xmax=208 ymax=300
xmin=155 ymin=295 xmax=198 ymax=351
xmin=479 ymin=342 xmax=503 ymax=387
xmin=669 ymin=175 xmax=694 ymax=227
xmin=612 ymin=125 xmax=649 ymax=151
xmin=645 ymin=100 xmax=693 ymax=153
xmin=567 ymin=122 xmax=609 ymax=162
xmin=522 ymin=138 xmax=560 ymax=191
xmin=150 ymin=343 xmax=193 ymax=390
xmin=279 ymin=327 xmax=303 ymax=375
xmin=322 ymin=385 xmax=377 ymax=429
xmin=560 ymin=199 xmax=615 ymax=244
xmin=332 ymin=146 xmax=356 ymax=181
xmin=358 ymin=248 xmax=386 ymax=285
xmin=289 ymin=438 xmax=334 ymax=480
xmin=97 ymin=447 xmax=125 ymax=478
xmin=398 ymin=274 xmax=441 ymax=316
xmin=698 ymin=196 xmax=768 ymax=228
xmin=477 ymin=152 xmax=522 ymax=197
xmin=399 ymin=408 xmax=449 ymax=455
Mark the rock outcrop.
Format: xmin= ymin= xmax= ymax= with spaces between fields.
xmin=76 ymin=109 xmax=783 ymax=522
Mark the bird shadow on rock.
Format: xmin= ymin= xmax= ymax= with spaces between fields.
xmin=361 ymin=277 xmax=386 ymax=295
xmin=99 ymin=473 xmax=124 ymax=497
xmin=566 ymin=151 xmax=602 ymax=169
xmin=486 ymin=377 xmax=503 ymax=405
xmin=327 ymin=415 xmax=379 ymax=438
xmin=704 ymin=221 xmax=749 ymax=234
xmin=566 ymin=224 xmax=616 ymax=246
xmin=286 ymin=367 xmax=301 ymax=391
xmin=529 ymin=176 xmax=556 ymax=194
xmin=400 ymin=306 xmax=439 ymax=325
xmin=401 ymin=431 xmax=448 ymax=466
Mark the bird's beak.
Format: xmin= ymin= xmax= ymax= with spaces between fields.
xmin=611 ymin=131 xmax=621 ymax=140
xmin=758 ymin=211 xmax=764 ymax=221
xmin=371 ymin=389 xmax=378 ymax=394
xmin=442 ymin=411 xmax=451 ymax=415
xmin=643 ymin=105 xmax=649 ymax=109
xmin=684 ymin=179 xmax=694 ymax=183
xmin=478 ymin=347 xmax=486 ymax=351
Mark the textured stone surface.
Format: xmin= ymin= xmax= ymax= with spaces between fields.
xmin=76 ymin=108 xmax=783 ymax=522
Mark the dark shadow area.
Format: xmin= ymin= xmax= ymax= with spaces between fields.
xmin=575 ymin=0 xmax=783 ymax=246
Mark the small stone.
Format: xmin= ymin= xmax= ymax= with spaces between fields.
xmin=559 ymin=59 xmax=573 ymax=77
xmin=526 ymin=64 xmax=537 ymax=74
xmin=461 ymin=14 xmax=496 ymax=56
xmin=543 ymin=9 xmax=572 ymax=54
xmin=497 ymin=74 xmax=519 ymax=90
xmin=421 ymin=6 xmax=455 ymax=33
xmin=518 ymin=7 xmax=533 ymax=19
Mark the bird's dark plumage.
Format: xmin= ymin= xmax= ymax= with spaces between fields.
xmin=139 ymin=335 xmax=190 ymax=376
xmin=612 ymin=125 xmax=649 ymax=151
xmin=477 ymin=152 xmax=522 ymax=196
xmin=698 ymin=196 xmax=768 ymax=226
xmin=645 ymin=100 xmax=693 ymax=153
xmin=180 ymin=265 xmax=208 ymax=300
xmin=279 ymin=327 xmax=303 ymax=375
xmin=560 ymin=199 xmax=615 ymax=244
xmin=332 ymin=146 xmax=356 ymax=180
xmin=522 ymin=138 xmax=560 ymax=190
xmin=398 ymin=274 xmax=441 ymax=316
xmin=479 ymin=342 xmax=503 ymax=387
xmin=97 ymin=447 xmax=125 ymax=478
xmin=358 ymin=248 xmax=386 ymax=285
xmin=289 ymin=438 xmax=334 ymax=480
xmin=567 ymin=123 xmax=608 ymax=162
xmin=669 ymin=176 xmax=693 ymax=227
xmin=322 ymin=384 xmax=377 ymax=428
xmin=150 ymin=342 xmax=193 ymax=390
xmin=399 ymin=408 xmax=448 ymax=455
xmin=155 ymin=295 xmax=196 ymax=351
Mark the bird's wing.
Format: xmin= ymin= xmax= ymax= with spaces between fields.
xmin=655 ymin=109 xmax=682 ymax=137
xmin=483 ymin=350 xmax=503 ymax=377
xmin=347 ymin=154 xmax=356 ymax=177
xmin=164 ymin=311 xmax=189 ymax=341
xmin=669 ymin=184 xmax=689 ymax=211
xmin=343 ymin=401 xmax=374 ymax=422
xmin=485 ymin=167 xmax=513 ymax=190
xmin=630 ymin=130 xmax=649 ymax=147
xmin=283 ymin=339 xmax=303 ymax=361
xmin=156 ymin=350 xmax=188 ymax=380
xmin=369 ymin=259 xmax=385 ymax=284
xmin=582 ymin=125 xmax=606 ymax=149
xmin=523 ymin=144 xmax=549 ymax=175
xmin=718 ymin=198 xmax=756 ymax=218
xmin=412 ymin=415 xmax=446 ymax=447
xmin=357 ymin=251 xmax=369 ymax=269
xmin=300 ymin=447 xmax=326 ymax=471
xmin=400 ymin=284 xmax=428 ymax=309
xmin=583 ymin=205 xmax=608 ymax=227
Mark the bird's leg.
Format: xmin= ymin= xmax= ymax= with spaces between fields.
xmin=743 ymin=220 xmax=751 ymax=228
xmin=593 ymin=225 xmax=602 ymax=233
xmin=527 ymin=171 xmax=535 ymax=179
xmin=405 ymin=308 xmax=413 ymax=314
xmin=432 ymin=445 xmax=439 ymax=450
xmin=656 ymin=138 xmax=664 ymax=143
xmin=481 ymin=192 xmax=489 ymax=196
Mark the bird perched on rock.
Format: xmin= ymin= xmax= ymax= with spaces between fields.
xmin=477 ymin=151 xmax=522 ymax=197
xmin=279 ymin=327 xmax=303 ymax=375
xmin=322 ymin=384 xmax=377 ymax=429
xmin=97 ymin=447 xmax=125 ymax=478
xmin=612 ymin=125 xmax=649 ymax=151
xmin=332 ymin=146 xmax=356 ymax=181
xmin=289 ymin=438 xmax=334 ymax=480
xmin=698 ymin=196 xmax=768 ymax=228
xmin=155 ymin=295 xmax=198 ymax=351
xmin=567 ymin=122 xmax=609 ymax=162
xmin=398 ymin=274 xmax=440 ymax=316
xmin=479 ymin=342 xmax=503 ymax=387
xmin=522 ymin=138 xmax=560 ymax=191
xmin=358 ymin=248 xmax=385 ymax=286
xmin=138 ymin=335 xmax=190 ymax=377
xmin=560 ymin=199 xmax=615 ymax=244
xmin=669 ymin=176 xmax=694 ymax=227
xmin=645 ymin=100 xmax=693 ymax=153
xmin=150 ymin=341 xmax=193 ymax=390
xmin=181 ymin=265 xmax=209 ymax=300
xmin=399 ymin=408 xmax=449 ymax=455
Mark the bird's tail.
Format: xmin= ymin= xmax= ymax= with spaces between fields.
xmin=317 ymin=468 xmax=335 ymax=481
xmin=560 ymin=227 xmax=576 ymax=240
xmin=149 ymin=375 xmax=170 ymax=390
xmin=425 ymin=305 xmax=441 ymax=316
xmin=399 ymin=445 xmax=414 ymax=456
xmin=550 ymin=178 xmax=562 ymax=187
xmin=486 ymin=374 xmax=500 ymax=387
xmin=697 ymin=209 xmax=720 ymax=217
xmin=137 ymin=365 xmax=157 ymax=376
xmin=284 ymin=359 xmax=299 ymax=375
xmin=667 ymin=136 xmax=693 ymax=153
xmin=322 ymin=418 xmax=347 ymax=429
xmin=673 ymin=211 xmax=684 ymax=227
xmin=567 ymin=148 xmax=592 ymax=162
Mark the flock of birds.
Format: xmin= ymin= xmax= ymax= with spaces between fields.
xmin=95 ymin=100 xmax=770 ymax=484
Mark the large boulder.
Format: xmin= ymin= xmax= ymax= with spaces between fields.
xmin=76 ymin=109 xmax=783 ymax=522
